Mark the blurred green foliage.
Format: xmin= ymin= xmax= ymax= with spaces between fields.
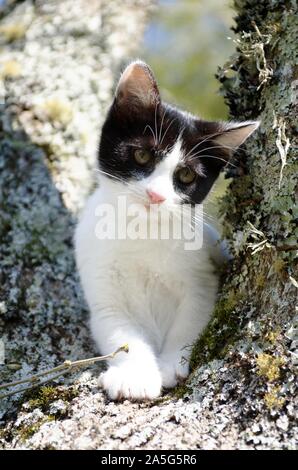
xmin=143 ymin=0 xmax=235 ymax=120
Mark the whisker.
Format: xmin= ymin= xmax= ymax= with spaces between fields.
xmin=187 ymin=143 xmax=245 ymax=159
xmin=154 ymin=101 xmax=159 ymax=145
xmin=167 ymin=202 xmax=208 ymax=227
xmin=94 ymin=168 xmax=126 ymax=183
xmin=158 ymin=108 xmax=167 ymax=145
xmin=179 ymin=202 xmax=215 ymax=225
xmin=184 ymin=130 xmax=226 ymax=159
xmin=170 ymin=209 xmax=203 ymax=234
xmin=95 ymin=170 xmax=215 ymax=228
xmin=143 ymin=124 xmax=156 ymax=142
xmin=188 ymin=154 xmax=237 ymax=168
xmin=160 ymin=117 xmax=177 ymax=146
xmin=95 ymin=169 xmax=148 ymax=197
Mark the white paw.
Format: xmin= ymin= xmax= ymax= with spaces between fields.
xmin=159 ymin=354 xmax=189 ymax=389
xmin=98 ymin=364 xmax=162 ymax=401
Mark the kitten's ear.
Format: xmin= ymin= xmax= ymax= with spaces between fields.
xmin=214 ymin=121 xmax=260 ymax=154
xmin=115 ymin=60 xmax=160 ymax=111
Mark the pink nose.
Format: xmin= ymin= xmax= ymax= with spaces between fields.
xmin=146 ymin=189 xmax=166 ymax=204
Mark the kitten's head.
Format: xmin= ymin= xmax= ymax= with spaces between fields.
xmin=98 ymin=60 xmax=259 ymax=210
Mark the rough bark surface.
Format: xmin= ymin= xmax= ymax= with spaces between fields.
xmin=0 ymin=0 xmax=297 ymax=450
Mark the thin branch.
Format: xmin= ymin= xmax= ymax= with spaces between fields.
xmin=0 ymin=371 xmax=68 ymax=400
xmin=0 ymin=344 xmax=129 ymax=399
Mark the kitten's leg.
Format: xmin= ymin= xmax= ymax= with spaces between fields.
xmin=91 ymin=311 xmax=162 ymax=400
xmin=75 ymin=219 xmax=161 ymax=400
xmin=158 ymin=292 xmax=216 ymax=388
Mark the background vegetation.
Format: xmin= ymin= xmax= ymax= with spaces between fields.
xmin=143 ymin=0 xmax=235 ymax=119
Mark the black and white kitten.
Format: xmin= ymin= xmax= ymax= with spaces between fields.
xmin=75 ymin=61 xmax=259 ymax=400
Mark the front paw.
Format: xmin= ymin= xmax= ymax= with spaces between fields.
xmin=99 ymin=364 xmax=162 ymax=401
xmin=159 ymin=354 xmax=189 ymax=389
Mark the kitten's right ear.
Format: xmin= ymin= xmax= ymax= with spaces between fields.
xmin=114 ymin=60 xmax=160 ymax=111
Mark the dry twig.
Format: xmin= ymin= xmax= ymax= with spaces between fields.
xmin=0 ymin=344 xmax=129 ymax=399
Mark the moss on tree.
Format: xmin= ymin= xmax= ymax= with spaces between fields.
xmin=190 ymin=0 xmax=297 ymax=416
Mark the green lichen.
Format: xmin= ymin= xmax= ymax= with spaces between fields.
xmin=17 ymin=416 xmax=55 ymax=442
xmin=190 ymin=290 xmax=243 ymax=370
xmin=153 ymin=394 xmax=173 ymax=405
xmin=172 ymin=383 xmax=192 ymax=400
xmin=255 ymin=273 xmax=266 ymax=290
xmin=272 ymin=258 xmax=287 ymax=277
xmin=264 ymin=385 xmax=285 ymax=410
xmin=25 ymin=385 xmax=78 ymax=413
xmin=0 ymin=414 xmax=56 ymax=444
xmin=256 ymin=353 xmax=284 ymax=382
xmin=0 ymin=427 xmax=7 ymax=440
xmin=265 ymin=329 xmax=281 ymax=345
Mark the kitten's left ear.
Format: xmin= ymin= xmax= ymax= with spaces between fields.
xmin=214 ymin=121 xmax=260 ymax=154
xmin=115 ymin=60 xmax=160 ymax=111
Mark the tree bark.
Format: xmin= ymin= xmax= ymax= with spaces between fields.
xmin=190 ymin=0 xmax=297 ymax=445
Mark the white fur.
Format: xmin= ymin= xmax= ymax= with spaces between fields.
xmin=75 ymin=140 xmax=222 ymax=400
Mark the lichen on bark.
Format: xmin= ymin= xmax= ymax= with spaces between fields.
xmin=190 ymin=0 xmax=297 ymax=442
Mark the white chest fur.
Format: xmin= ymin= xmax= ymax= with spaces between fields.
xmin=75 ymin=185 xmax=220 ymax=399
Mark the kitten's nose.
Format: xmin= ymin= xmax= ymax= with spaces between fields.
xmin=146 ymin=189 xmax=166 ymax=204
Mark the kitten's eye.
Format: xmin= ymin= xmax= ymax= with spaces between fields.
xmin=134 ymin=149 xmax=152 ymax=165
xmin=177 ymin=167 xmax=196 ymax=184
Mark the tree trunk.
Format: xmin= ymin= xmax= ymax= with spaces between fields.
xmin=190 ymin=0 xmax=297 ymax=446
